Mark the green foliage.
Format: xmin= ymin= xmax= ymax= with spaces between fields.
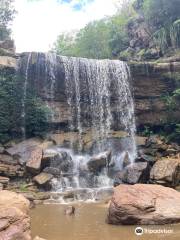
xmin=0 ymin=0 xmax=16 ymax=40
xmin=54 ymin=1 xmax=134 ymax=59
xmin=161 ymin=93 xmax=177 ymax=111
xmin=0 ymin=70 xmax=50 ymax=143
xmin=140 ymin=0 xmax=180 ymax=53
xmin=53 ymin=0 xmax=180 ymax=59
xmin=19 ymin=183 xmax=28 ymax=192
xmin=142 ymin=0 xmax=180 ymax=28
xmin=53 ymin=32 xmax=77 ymax=57
xmin=0 ymin=70 xmax=20 ymax=143
xmin=170 ymin=19 xmax=180 ymax=48
xmin=173 ymin=88 xmax=180 ymax=99
xmin=25 ymin=93 xmax=50 ymax=138
xmin=54 ymin=19 xmax=113 ymax=59
xmin=74 ymin=19 xmax=112 ymax=59
xmin=166 ymin=124 xmax=180 ymax=143
xmin=142 ymin=126 xmax=153 ymax=137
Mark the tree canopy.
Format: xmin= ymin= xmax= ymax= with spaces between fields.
xmin=53 ymin=0 xmax=180 ymax=59
xmin=0 ymin=0 xmax=16 ymax=40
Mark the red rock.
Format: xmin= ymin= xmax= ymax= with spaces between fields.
xmin=0 ymin=190 xmax=31 ymax=240
xmin=26 ymin=147 xmax=43 ymax=174
xmin=107 ymin=184 xmax=180 ymax=225
xmin=150 ymin=158 xmax=180 ymax=186
xmin=33 ymin=172 xmax=53 ymax=186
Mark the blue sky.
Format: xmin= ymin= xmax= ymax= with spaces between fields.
xmin=13 ymin=0 xmax=119 ymax=52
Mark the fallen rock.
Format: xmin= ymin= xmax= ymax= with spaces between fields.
xmin=26 ymin=147 xmax=43 ymax=174
xmin=6 ymin=138 xmax=43 ymax=165
xmin=87 ymin=151 xmax=111 ymax=172
xmin=64 ymin=206 xmax=75 ymax=216
xmin=0 ymin=190 xmax=31 ymax=240
xmin=43 ymin=167 xmax=61 ymax=176
xmin=135 ymin=154 xmax=155 ymax=165
xmin=123 ymin=162 xmax=150 ymax=184
xmin=33 ymin=172 xmax=53 ymax=187
xmin=0 ymin=154 xmax=17 ymax=165
xmin=122 ymin=152 xmax=131 ymax=168
xmin=21 ymin=192 xmax=50 ymax=201
xmin=150 ymin=158 xmax=180 ymax=186
xmin=0 ymin=163 xmax=23 ymax=177
xmin=0 ymin=176 xmax=9 ymax=186
xmin=50 ymin=150 xmax=73 ymax=173
xmin=136 ymin=136 xmax=147 ymax=146
xmin=107 ymin=184 xmax=180 ymax=225
xmin=42 ymin=149 xmax=59 ymax=162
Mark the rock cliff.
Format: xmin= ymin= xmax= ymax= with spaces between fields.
xmin=0 ymin=51 xmax=179 ymax=131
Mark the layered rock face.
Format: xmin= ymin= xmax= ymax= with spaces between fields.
xmin=130 ymin=61 xmax=180 ymax=126
xmin=1 ymin=52 xmax=179 ymax=129
xmin=18 ymin=53 xmax=180 ymax=129
xmin=107 ymin=184 xmax=180 ymax=225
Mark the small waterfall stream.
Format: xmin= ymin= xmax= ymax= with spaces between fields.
xmin=18 ymin=52 xmax=137 ymax=196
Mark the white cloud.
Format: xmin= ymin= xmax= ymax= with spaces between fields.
xmin=12 ymin=0 xmax=118 ymax=52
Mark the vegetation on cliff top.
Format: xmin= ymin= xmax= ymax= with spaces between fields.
xmin=54 ymin=0 xmax=180 ymax=60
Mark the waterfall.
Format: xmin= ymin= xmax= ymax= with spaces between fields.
xmin=20 ymin=52 xmax=32 ymax=139
xmin=18 ymin=53 xmax=137 ymax=194
xmin=60 ymin=56 xmax=136 ymax=160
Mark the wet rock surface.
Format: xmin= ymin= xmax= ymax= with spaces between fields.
xmin=107 ymin=184 xmax=180 ymax=225
xmin=114 ymin=162 xmax=150 ymax=185
xmin=87 ymin=151 xmax=111 ymax=172
xmin=33 ymin=172 xmax=53 ymax=187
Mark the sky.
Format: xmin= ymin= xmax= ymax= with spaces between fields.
xmin=12 ymin=0 xmax=119 ymax=53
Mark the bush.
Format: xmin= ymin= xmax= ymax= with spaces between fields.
xmin=25 ymin=94 xmax=50 ymax=138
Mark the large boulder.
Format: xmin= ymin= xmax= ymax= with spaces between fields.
xmin=0 ymin=190 xmax=31 ymax=240
xmin=49 ymin=150 xmax=73 ymax=173
xmin=33 ymin=172 xmax=53 ymax=187
xmin=114 ymin=162 xmax=150 ymax=185
xmin=87 ymin=151 xmax=111 ymax=172
xmin=26 ymin=147 xmax=43 ymax=174
xmin=107 ymin=184 xmax=180 ymax=225
xmin=6 ymin=138 xmax=42 ymax=165
xmin=150 ymin=158 xmax=180 ymax=186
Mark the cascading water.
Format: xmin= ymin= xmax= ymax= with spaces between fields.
xmin=61 ymin=56 xmax=136 ymax=159
xmin=20 ymin=52 xmax=32 ymax=139
xmin=18 ymin=53 xmax=137 ymax=199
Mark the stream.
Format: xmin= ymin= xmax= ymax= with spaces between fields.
xmin=30 ymin=203 xmax=180 ymax=240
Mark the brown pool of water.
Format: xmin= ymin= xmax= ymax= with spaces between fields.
xmin=30 ymin=203 xmax=180 ymax=240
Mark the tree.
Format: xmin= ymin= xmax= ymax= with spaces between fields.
xmin=53 ymin=32 xmax=77 ymax=56
xmin=0 ymin=0 xmax=16 ymax=40
xmin=142 ymin=0 xmax=180 ymax=28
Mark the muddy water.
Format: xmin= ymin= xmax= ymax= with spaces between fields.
xmin=30 ymin=203 xmax=180 ymax=240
